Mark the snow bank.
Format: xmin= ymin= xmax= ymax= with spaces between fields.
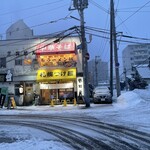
xmin=113 ymin=91 xmax=142 ymax=109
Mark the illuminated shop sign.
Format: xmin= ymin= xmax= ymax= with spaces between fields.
xmin=40 ymin=83 xmax=73 ymax=89
xmin=36 ymin=42 xmax=76 ymax=55
xmin=24 ymin=58 xmax=32 ymax=65
xmin=37 ymin=68 xmax=76 ymax=81
xmin=37 ymin=54 xmax=77 ymax=67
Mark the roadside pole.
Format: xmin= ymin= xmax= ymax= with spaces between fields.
xmin=111 ymin=0 xmax=121 ymax=97
xmin=71 ymin=0 xmax=90 ymax=107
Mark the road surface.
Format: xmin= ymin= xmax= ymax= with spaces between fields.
xmin=0 ymin=114 xmax=150 ymax=150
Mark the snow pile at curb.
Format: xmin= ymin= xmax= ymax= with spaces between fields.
xmin=113 ymin=91 xmax=142 ymax=109
xmin=133 ymin=86 xmax=150 ymax=100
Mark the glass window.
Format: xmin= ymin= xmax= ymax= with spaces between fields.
xmin=0 ymin=57 xmax=6 ymax=68
xmin=15 ymin=59 xmax=22 ymax=65
xmin=15 ymin=84 xmax=20 ymax=96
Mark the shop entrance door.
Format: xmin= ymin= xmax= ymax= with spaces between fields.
xmin=41 ymin=89 xmax=58 ymax=104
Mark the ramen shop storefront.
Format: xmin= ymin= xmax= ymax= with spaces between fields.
xmin=37 ymin=68 xmax=77 ymax=105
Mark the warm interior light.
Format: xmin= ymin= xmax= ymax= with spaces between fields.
xmin=37 ymin=54 xmax=77 ymax=67
xmin=24 ymin=59 xmax=32 ymax=65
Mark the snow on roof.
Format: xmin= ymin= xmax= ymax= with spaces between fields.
xmin=136 ymin=66 xmax=150 ymax=78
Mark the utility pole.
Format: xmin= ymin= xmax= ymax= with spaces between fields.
xmin=124 ymin=68 xmax=128 ymax=91
xmin=95 ymin=56 xmax=100 ymax=87
xmin=71 ymin=0 xmax=90 ymax=107
xmin=111 ymin=0 xmax=121 ymax=97
xmin=110 ymin=0 xmax=113 ymax=96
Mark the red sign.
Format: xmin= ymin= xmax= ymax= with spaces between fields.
xmin=36 ymin=42 xmax=76 ymax=55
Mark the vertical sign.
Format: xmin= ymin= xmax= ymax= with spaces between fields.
xmin=77 ymin=77 xmax=84 ymax=96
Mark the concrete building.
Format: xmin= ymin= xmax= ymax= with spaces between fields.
xmin=88 ymin=58 xmax=108 ymax=87
xmin=122 ymin=44 xmax=150 ymax=75
xmin=6 ymin=19 xmax=33 ymax=39
xmin=0 ymin=20 xmax=84 ymax=106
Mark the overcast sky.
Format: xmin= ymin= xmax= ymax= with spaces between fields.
xmin=0 ymin=0 xmax=150 ymax=74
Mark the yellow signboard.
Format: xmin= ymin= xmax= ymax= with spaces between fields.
xmin=37 ymin=68 xmax=76 ymax=81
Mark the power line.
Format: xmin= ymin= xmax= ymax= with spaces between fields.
xmin=85 ymin=26 xmax=150 ymax=41
xmin=0 ymin=0 xmax=65 ymax=17
xmin=117 ymin=5 xmax=150 ymax=10
xmin=85 ymin=30 xmax=149 ymax=44
xmin=21 ymin=3 xmax=70 ymax=21
xmin=6 ymin=26 xmax=77 ymax=63
xmin=117 ymin=1 xmax=150 ymax=27
xmin=0 ymin=2 xmax=70 ymax=30
xmin=0 ymin=29 xmax=70 ymax=47
xmin=0 ymin=14 xmax=72 ymax=38
xmin=89 ymin=0 xmax=109 ymax=14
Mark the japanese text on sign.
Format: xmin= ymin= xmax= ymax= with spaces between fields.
xmin=36 ymin=42 xmax=76 ymax=55
xmin=37 ymin=68 xmax=76 ymax=81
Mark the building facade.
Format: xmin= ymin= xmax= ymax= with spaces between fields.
xmin=0 ymin=20 xmax=84 ymax=106
xmin=122 ymin=44 xmax=150 ymax=75
xmin=88 ymin=58 xmax=108 ymax=87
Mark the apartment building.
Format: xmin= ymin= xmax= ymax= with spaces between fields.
xmin=122 ymin=44 xmax=150 ymax=75
xmin=88 ymin=58 xmax=108 ymax=86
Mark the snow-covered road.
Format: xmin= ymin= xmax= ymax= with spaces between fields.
xmin=0 ymin=86 xmax=150 ymax=150
xmin=0 ymin=114 xmax=150 ymax=150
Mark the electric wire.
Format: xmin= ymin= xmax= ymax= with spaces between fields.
xmin=117 ymin=5 xmax=150 ymax=11
xmin=100 ymin=13 xmax=110 ymax=62
xmin=89 ymin=0 xmax=109 ymax=14
xmin=0 ymin=15 xmax=74 ymax=47
xmin=84 ymin=30 xmax=149 ymax=44
xmin=6 ymin=26 xmax=78 ymax=63
xmin=117 ymin=1 xmax=150 ymax=27
xmin=0 ymin=0 xmax=65 ymax=17
xmin=0 ymin=2 xmax=70 ymax=32
xmin=85 ymin=26 xmax=150 ymax=41
xmin=2 ymin=24 xmax=150 ymax=47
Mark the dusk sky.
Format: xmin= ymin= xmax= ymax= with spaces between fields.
xmin=0 ymin=0 xmax=150 ymax=74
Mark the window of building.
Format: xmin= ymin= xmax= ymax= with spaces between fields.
xmin=25 ymin=83 xmax=33 ymax=87
xmin=15 ymin=84 xmax=20 ymax=96
xmin=7 ymin=51 xmax=11 ymax=56
xmin=15 ymin=59 xmax=22 ymax=66
xmin=134 ymin=50 xmax=147 ymax=55
xmin=0 ymin=57 xmax=6 ymax=68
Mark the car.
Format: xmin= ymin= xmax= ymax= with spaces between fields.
xmin=93 ymin=86 xmax=112 ymax=104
